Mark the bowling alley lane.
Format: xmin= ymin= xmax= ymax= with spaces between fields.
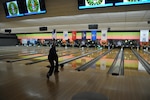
xmin=57 ymin=48 xmax=108 ymax=70
xmin=136 ymin=49 xmax=150 ymax=64
xmin=0 ymin=46 xmax=60 ymax=55
xmin=123 ymin=48 xmax=149 ymax=76
xmin=0 ymin=46 xmax=50 ymax=60
xmin=24 ymin=47 xmax=96 ymax=66
xmin=27 ymin=47 xmax=82 ymax=62
xmin=71 ymin=47 xmax=149 ymax=76
xmin=0 ymin=52 xmax=46 ymax=62
xmin=84 ymin=48 xmax=120 ymax=72
xmin=0 ymin=45 xmax=76 ymax=54
xmin=5 ymin=47 xmax=81 ymax=65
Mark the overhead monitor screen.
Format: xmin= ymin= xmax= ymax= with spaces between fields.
xmin=24 ymin=0 xmax=46 ymax=15
xmin=78 ymin=0 xmax=150 ymax=9
xmin=115 ymin=0 xmax=150 ymax=6
xmin=3 ymin=0 xmax=46 ymax=18
xmin=78 ymin=0 xmax=114 ymax=9
xmin=4 ymin=0 xmax=24 ymax=18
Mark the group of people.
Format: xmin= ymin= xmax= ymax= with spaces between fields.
xmin=47 ymin=40 xmax=59 ymax=79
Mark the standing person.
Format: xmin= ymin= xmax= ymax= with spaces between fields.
xmin=47 ymin=42 xmax=59 ymax=79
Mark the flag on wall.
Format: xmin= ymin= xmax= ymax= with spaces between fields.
xmin=140 ymin=30 xmax=149 ymax=42
xmin=63 ymin=31 xmax=68 ymax=40
xmin=52 ymin=29 xmax=56 ymax=39
xmin=82 ymin=31 xmax=86 ymax=40
xmin=101 ymin=30 xmax=107 ymax=40
xmin=91 ymin=30 xmax=97 ymax=41
xmin=72 ymin=31 xmax=76 ymax=40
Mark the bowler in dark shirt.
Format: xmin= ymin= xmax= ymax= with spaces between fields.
xmin=47 ymin=43 xmax=59 ymax=79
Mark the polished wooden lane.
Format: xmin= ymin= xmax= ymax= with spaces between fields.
xmin=136 ymin=49 xmax=150 ymax=64
xmin=0 ymin=46 xmax=150 ymax=100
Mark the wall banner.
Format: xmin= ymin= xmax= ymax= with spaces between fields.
xmin=63 ymin=30 xmax=68 ymax=40
xmin=101 ymin=30 xmax=107 ymax=40
xmin=140 ymin=30 xmax=149 ymax=42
